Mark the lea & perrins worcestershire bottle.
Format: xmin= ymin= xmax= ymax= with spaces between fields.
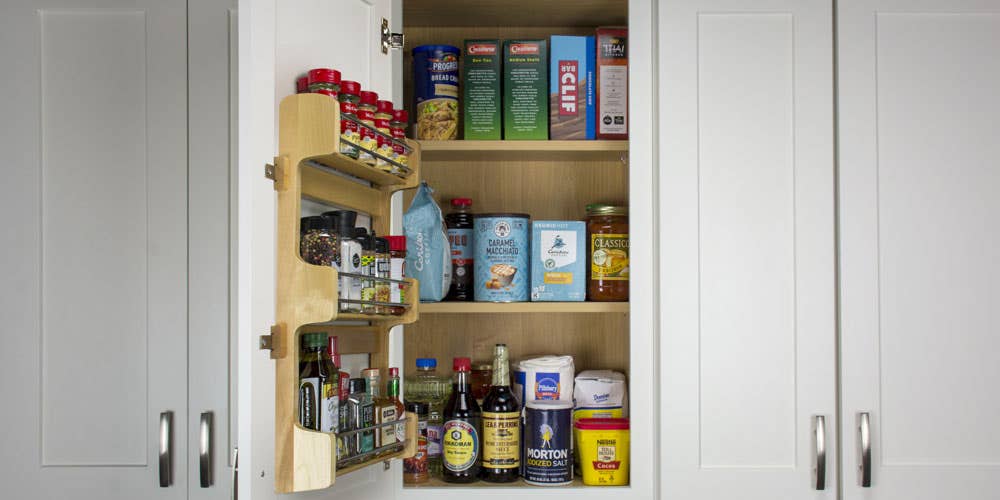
xmin=480 ymin=343 xmax=520 ymax=482
xmin=442 ymin=357 xmax=482 ymax=482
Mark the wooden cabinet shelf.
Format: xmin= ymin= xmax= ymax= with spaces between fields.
xmin=418 ymin=140 xmax=628 ymax=162
xmin=404 ymin=0 xmax=628 ymax=27
xmin=419 ymin=302 xmax=629 ymax=314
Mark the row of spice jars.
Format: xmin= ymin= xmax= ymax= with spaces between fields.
xmin=297 ymin=69 xmax=411 ymax=176
xmin=300 ymin=211 xmax=409 ymax=316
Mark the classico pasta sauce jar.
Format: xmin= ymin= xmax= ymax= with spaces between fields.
xmin=412 ymin=45 xmax=460 ymax=140
xmin=586 ymin=205 xmax=629 ymax=301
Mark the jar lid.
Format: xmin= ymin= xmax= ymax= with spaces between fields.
xmin=301 ymin=332 xmax=326 ymax=349
xmin=388 ymin=367 xmax=399 ymax=377
xmin=377 ymin=100 xmax=394 ymax=114
xmin=406 ymin=401 xmax=429 ymax=414
xmin=348 ymin=377 xmax=366 ymax=394
xmin=340 ymin=80 xmax=361 ymax=95
xmin=411 ymin=44 xmax=460 ymax=55
xmin=376 ymin=237 xmax=389 ymax=254
xmin=453 ymin=357 xmax=472 ymax=372
xmin=362 ymin=367 xmax=380 ymax=379
xmin=474 ymin=213 xmax=530 ymax=219
xmin=574 ymin=417 xmax=630 ymax=431
xmin=526 ymin=399 xmax=574 ymax=410
xmin=387 ymin=235 xmax=407 ymax=252
xmin=586 ymin=204 xmax=628 ymax=216
xmin=307 ymin=68 xmax=341 ymax=85
xmin=301 ymin=215 xmax=331 ymax=232
xmin=473 ymin=361 xmax=492 ymax=371
xmin=415 ymin=357 xmax=436 ymax=368
xmin=451 ymin=198 xmax=472 ymax=208
xmin=295 ymin=76 xmax=308 ymax=93
xmin=392 ymin=109 xmax=409 ymax=123
xmin=360 ymin=91 xmax=378 ymax=105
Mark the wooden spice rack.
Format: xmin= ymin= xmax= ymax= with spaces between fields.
xmin=268 ymin=93 xmax=422 ymax=493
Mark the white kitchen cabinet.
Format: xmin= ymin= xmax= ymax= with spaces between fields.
xmin=838 ymin=1 xmax=1000 ymax=499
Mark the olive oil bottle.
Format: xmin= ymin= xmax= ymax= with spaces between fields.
xmin=298 ymin=333 xmax=338 ymax=433
xmin=442 ymin=357 xmax=482 ymax=483
xmin=480 ymin=344 xmax=520 ymax=482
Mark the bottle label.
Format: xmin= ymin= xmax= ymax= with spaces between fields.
xmin=403 ymin=420 xmax=428 ymax=476
xmin=321 ymin=381 xmax=338 ymax=433
xmin=299 ymin=378 xmax=319 ymax=430
xmin=426 ymin=423 xmax=443 ymax=457
xmin=379 ymin=406 xmax=398 ymax=447
xmin=360 ymin=403 xmax=375 ymax=452
xmin=443 ymin=419 xmax=479 ymax=472
xmin=447 ymin=228 xmax=473 ymax=288
xmin=590 ymin=234 xmax=629 ymax=280
xmin=482 ymin=411 xmax=520 ymax=469
xmin=390 ymin=257 xmax=406 ymax=304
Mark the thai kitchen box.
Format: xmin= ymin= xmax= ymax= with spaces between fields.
xmin=530 ymin=221 xmax=586 ymax=302
xmin=549 ymin=35 xmax=596 ymax=140
xmin=596 ymin=27 xmax=628 ymax=140
xmin=463 ymin=39 xmax=502 ymax=140
xmin=503 ymin=39 xmax=548 ymax=140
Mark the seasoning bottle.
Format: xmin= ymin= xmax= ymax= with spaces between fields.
xmin=347 ymin=378 xmax=375 ymax=454
xmin=445 ymin=198 xmax=474 ymax=301
xmin=298 ymin=333 xmax=338 ymax=433
xmin=363 ymin=368 xmax=398 ymax=449
xmin=387 ymin=367 xmax=406 ymax=445
xmin=307 ymin=67 xmax=341 ymax=98
xmin=403 ymin=401 xmax=429 ymax=484
xmin=337 ymin=371 xmax=351 ymax=459
xmin=480 ymin=344 xmax=520 ymax=482
xmin=375 ymin=100 xmax=395 ymax=173
xmin=586 ymin=204 xmax=629 ymax=301
xmin=390 ymin=109 xmax=409 ymax=175
xmin=357 ymin=90 xmax=379 ymax=165
xmin=375 ymin=237 xmax=391 ymax=314
xmin=442 ymin=357 xmax=482 ymax=483
xmin=405 ymin=358 xmax=451 ymax=477
xmin=338 ymin=80 xmax=361 ymax=159
xmin=387 ymin=235 xmax=407 ymax=315
xmin=325 ymin=210 xmax=362 ymax=312
xmin=296 ymin=76 xmax=308 ymax=94
xmin=299 ymin=216 xmax=339 ymax=267
xmin=356 ymin=229 xmax=376 ymax=314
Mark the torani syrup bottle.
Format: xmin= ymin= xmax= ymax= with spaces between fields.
xmin=442 ymin=357 xmax=482 ymax=483
xmin=480 ymin=344 xmax=520 ymax=482
xmin=445 ymin=198 xmax=474 ymax=301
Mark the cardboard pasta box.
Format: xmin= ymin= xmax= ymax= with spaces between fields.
xmin=463 ymin=39 xmax=502 ymax=140
xmin=503 ymin=39 xmax=548 ymax=140
xmin=549 ymin=35 xmax=596 ymax=140
xmin=596 ymin=27 xmax=628 ymax=140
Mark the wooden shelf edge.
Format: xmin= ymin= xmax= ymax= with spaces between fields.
xmin=418 ymin=140 xmax=628 ymax=152
xmin=417 ymin=301 xmax=629 ymax=314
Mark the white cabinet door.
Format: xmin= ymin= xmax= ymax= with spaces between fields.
xmin=0 ymin=0 xmax=189 ymax=498
xmin=659 ymin=1 xmax=837 ymax=498
xmin=237 ymin=0 xmax=398 ymax=499
xmin=838 ymin=1 xmax=1000 ymax=499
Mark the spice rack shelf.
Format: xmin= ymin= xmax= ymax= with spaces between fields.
xmin=270 ymin=93 xmax=422 ymax=494
xmin=418 ymin=140 xmax=628 ymax=161
xmin=418 ymin=301 xmax=629 ymax=314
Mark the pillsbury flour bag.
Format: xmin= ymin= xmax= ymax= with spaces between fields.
xmin=404 ymin=182 xmax=452 ymax=301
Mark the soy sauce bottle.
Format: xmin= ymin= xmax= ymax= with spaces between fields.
xmin=445 ymin=198 xmax=474 ymax=301
xmin=480 ymin=344 xmax=520 ymax=482
xmin=442 ymin=357 xmax=482 ymax=483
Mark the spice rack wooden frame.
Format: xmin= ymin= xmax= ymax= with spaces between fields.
xmin=271 ymin=93 xmax=422 ymax=493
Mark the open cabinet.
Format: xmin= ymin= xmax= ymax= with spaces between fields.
xmin=238 ymin=0 xmax=657 ymax=499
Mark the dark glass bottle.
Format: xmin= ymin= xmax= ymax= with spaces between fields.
xmin=480 ymin=344 xmax=520 ymax=482
xmin=445 ymin=198 xmax=474 ymax=301
xmin=442 ymin=357 xmax=482 ymax=483
xmin=298 ymin=333 xmax=338 ymax=433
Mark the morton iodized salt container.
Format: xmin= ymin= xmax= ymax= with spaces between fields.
xmin=412 ymin=45 xmax=460 ymax=140
xmin=473 ymin=214 xmax=530 ymax=302
xmin=523 ymin=400 xmax=574 ymax=485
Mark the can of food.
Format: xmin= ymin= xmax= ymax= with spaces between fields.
xmin=412 ymin=45 xmax=460 ymax=140
xmin=574 ymin=418 xmax=630 ymax=486
xmin=473 ymin=214 xmax=530 ymax=302
xmin=523 ymin=400 xmax=574 ymax=485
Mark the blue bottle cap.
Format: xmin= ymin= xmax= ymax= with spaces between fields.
xmin=415 ymin=358 xmax=437 ymax=369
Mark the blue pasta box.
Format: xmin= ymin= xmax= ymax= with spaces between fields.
xmin=549 ymin=35 xmax=596 ymax=140
xmin=531 ymin=221 xmax=586 ymax=301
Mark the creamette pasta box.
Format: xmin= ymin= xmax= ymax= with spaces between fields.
xmin=462 ymin=40 xmax=502 ymax=140
xmin=503 ymin=40 xmax=548 ymax=140
xmin=549 ymin=36 xmax=596 ymax=140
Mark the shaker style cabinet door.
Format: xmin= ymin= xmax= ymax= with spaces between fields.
xmin=659 ymin=0 xmax=837 ymax=498
xmin=838 ymin=1 xmax=1000 ymax=499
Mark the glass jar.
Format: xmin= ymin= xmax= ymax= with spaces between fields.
xmin=299 ymin=216 xmax=339 ymax=267
xmin=586 ymin=204 xmax=629 ymax=301
xmin=295 ymin=76 xmax=308 ymax=94
xmin=387 ymin=235 xmax=407 ymax=315
xmin=374 ymin=237 xmax=391 ymax=314
xmin=470 ymin=362 xmax=493 ymax=404
xmin=307 ymin=68 xmax=341 ymax=98
xmin=357 ymin=90 xmax=379 ymax=165
xmin=403 ymin=401 xmax=429 ymax=484
xmin=374 ymin=100 xmax=395 ymax=173
xmin=338 ymin=81 xmax=361 ymax=159
xmin=390 ymin=109 xmax=409 ymax=175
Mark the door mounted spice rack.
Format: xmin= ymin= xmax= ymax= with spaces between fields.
xmin=267 ymin=93 xmax=422 ymax=493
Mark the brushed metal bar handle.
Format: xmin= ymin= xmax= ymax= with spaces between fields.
xmin=813 ymin=415 xmax=827 ymax=490
xmin=200 ymin=411 xmax=214 ymax=487
xmin=159 ymin=411 xmax=173 ymax=487
xmin=230 ymin=447 xmax=239 ymax=500
xmin=858 ymin=412 xmax=872 ymax=487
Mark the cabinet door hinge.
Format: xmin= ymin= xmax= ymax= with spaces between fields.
xmin=264 ymin=157 xmax=286 ymax=191
xmin=381 ymin=18 xmax=404 ymax=53
xmin=258 ymin=325 xmax=283 ymax=360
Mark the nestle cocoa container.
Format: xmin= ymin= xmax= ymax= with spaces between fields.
xmin=473 ymin=214 xmax=530 ymax=302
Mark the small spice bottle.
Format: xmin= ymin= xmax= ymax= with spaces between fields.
xmin=295 ymin=76 xmax=308 ymax=94
xmin=357 ymin=91 xmax=379 ymax=165
xmin=403 ymin=401 xmax=429 ymax=484
xmin=374 ymin=100 xmax=395 ymax=173
xmin=299 ymin=216 xmax=339 ymax=268
xmin=387 ymin=235 xmax=407 ymax=315
xmin=375 ymin=237 xmax=391 ymax=314
xmin=307 ymin=68 xmax=341 ymax=98
xmin=390 ymin=109 xmax=409 ymax=174
xmin=357 ymin=229 xmax=377 ymax=314
xmin=338 ymin=81 xmax=361 ymax=159
xmin=586 ymin=204 xmax=629 ymax=301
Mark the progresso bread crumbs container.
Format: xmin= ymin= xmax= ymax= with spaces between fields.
xmin=523 ymin=400 xmax=574 ymax=485
xmin=474 ymin=214 xmax=529 ymax=302
xmin=412 ymin=44 xmax=460 ymax=140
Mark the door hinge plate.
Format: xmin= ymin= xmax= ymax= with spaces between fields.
xmin=264 ymin=157 xmax=286 ymax=191
xmin=259 ymin=325 xmax=283 ymax=359
xmin=381 ymin=18 xmax=404 ymax=53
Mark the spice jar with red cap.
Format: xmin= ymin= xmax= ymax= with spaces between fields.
xmin=307 ymin=68 xmax=341 ymax=97
xmin=295 ymin=76 xmax=308 ymax=94
xmin=387 ymin=235 xmax=407 ymax=315
xmin=357 ymin=90 xmax=379 ymax=165
xmin=338 ymin=81 xmax=361 ymax=159
xmin=390 ymin=109 xmax=410 ymax=174
xmin=375 ymin=100 xmax=395 ymax=172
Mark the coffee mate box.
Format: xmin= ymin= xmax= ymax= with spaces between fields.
xmin=549 ymin=35 xmax=596 ymax=140
xmin=463 ymin=40 xmax=501 ymax=140
xmin=596 ymin=27 xmax=628 ymax=140
xmin=503 ymin=40 xmax=548 ymax=140
xmin=530 ymin=221 xmax=586 ymax=302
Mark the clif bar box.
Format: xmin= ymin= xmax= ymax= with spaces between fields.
xmin=549 ymin=35 xmax=596 ymax=140
xmin=596 ymin=27 xmax=628 ymax=140
xmin=463 ymin=39 xmax=501 ymax=140
xmin=503 ymin=39 xmax=548 ymax=140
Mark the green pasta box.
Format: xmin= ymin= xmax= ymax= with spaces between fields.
xmin=463 ymin=40 xmax=502 ymax=140
xmin=503 ymin=40 xmax=548 ymax=140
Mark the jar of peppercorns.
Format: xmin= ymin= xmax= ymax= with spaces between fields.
xmin=300 ymin=216 xmax=339 ymax=268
